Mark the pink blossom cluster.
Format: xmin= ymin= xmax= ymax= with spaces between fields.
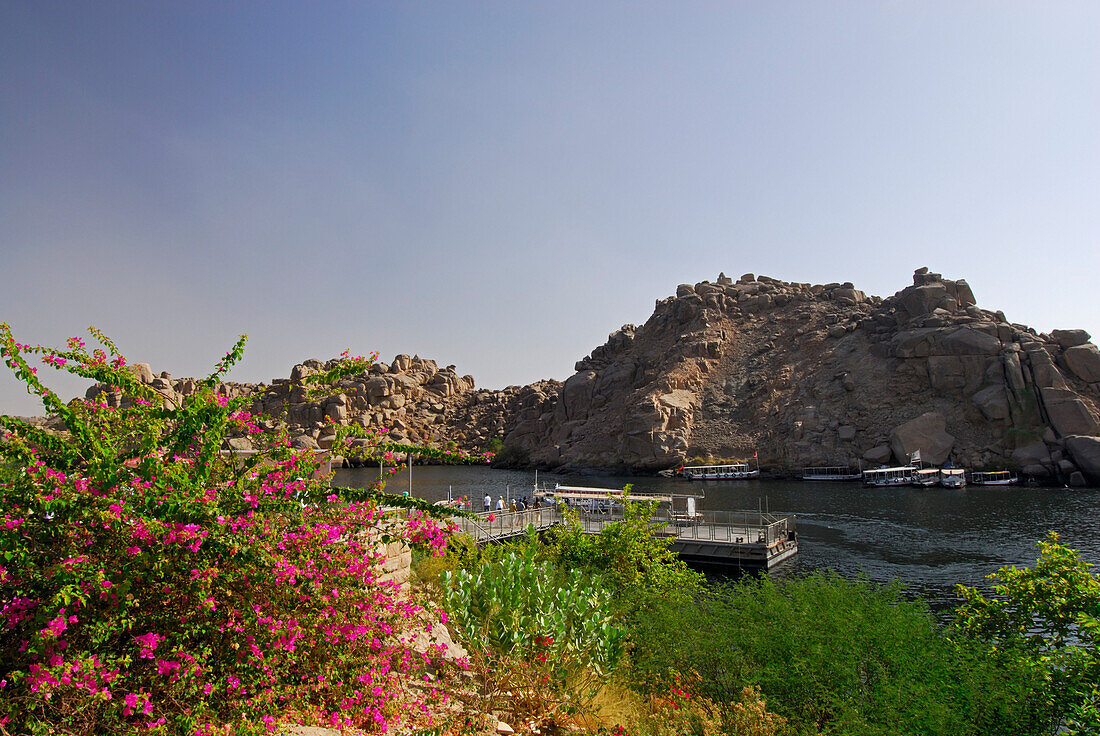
xmin=0 ymin=330 xmax=469 ymax=733
xmin=404 ymin=512 xmax=457 ymax=557
xmin=2 ymin=465 xmax=454 ymax=733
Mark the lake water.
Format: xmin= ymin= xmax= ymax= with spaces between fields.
xmin=333 ymin=465 xmax=1100 ymax=606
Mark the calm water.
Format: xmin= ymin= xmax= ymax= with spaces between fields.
xmin=334 ymin=465 xmax=1100 ymax=605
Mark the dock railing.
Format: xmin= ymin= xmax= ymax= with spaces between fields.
xmin=449 ymin=507 xmax=568 ymax=543
xmin=654 ymin=509 xmax=795 ymax=546
xmin=448 ymin=506 xmax=795 ymax=547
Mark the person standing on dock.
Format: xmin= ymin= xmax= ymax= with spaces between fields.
xmin=484 ymin=493 xmax=491 ymax=512
xmin=496 ymin=496 xmax=505 ymax=512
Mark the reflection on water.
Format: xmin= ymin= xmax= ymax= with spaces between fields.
xmin=333 ymin=465 xmax=1100 ymax=606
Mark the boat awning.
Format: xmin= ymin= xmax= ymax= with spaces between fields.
xmin=538 ymin=485 xmax=675 ymax=504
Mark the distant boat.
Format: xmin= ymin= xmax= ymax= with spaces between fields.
xmin=801 ymin=465 xmax=862 ymax=481
xmin=863 ymin=465 xmax=917 ymax=487
xmin=940 ymin=468 xmax=967 ymax=488
xmin=681 ymin=456 xmax=760 ymax=480
xmin=971 ymin=470 xmax=1018 ymax=486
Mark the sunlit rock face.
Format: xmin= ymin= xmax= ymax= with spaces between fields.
xmin=472 ymin=268 xmax=1100 ymax=478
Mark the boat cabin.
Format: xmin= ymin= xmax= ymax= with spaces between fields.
xmin=939 ymin=468 xmax=967 ymax=487
xmin=971 ymin=470 xmax=1018 ymax=486
xmin=862 ymin=465 xmax=916 ymax=487
xmin=680 ymin=462 xmax=759 ymax=480
xmin=911 ymin=468 xmax=940 ymax=486
xmin=801 ymin=465 xmax=862 ymax=481
xmin=537 ymin=484 xmax=702 ymax=518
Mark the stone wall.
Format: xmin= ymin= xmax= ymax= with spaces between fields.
xmin=377 ymin=537 xmax=412 ymax=588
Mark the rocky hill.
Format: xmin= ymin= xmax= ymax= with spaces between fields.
xmin=82 ymin=268 xmax=1100 ymax=485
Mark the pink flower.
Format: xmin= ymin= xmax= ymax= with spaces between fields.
xmin=41 ymin=610 xmax=68 ymax=638
xmin=135 ymin=632 xmax=163 ymax=659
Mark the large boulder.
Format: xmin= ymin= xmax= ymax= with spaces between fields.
xmin=862 ymin=442 xmax=897 ymax=459
xmin=1062 ymin=344 xmax=1100 ymax=383
xmin=559 ymin=371 xmax=597 ymax=422
xmin=936 ymin=326 xmax=1002 ymax=356
xmin=972 ymin=385 xmax=1010 ymax=421
xmin=291 ymin=434 xmax=320 ymax=450
xmin=1063 ymin=435 xmax=1100 ymax=484
xmin=1027 ymin=349 xmax=1069 ymax=389
xmin=953 ymin=279 xmax=977 ymax=307
xmin=897 ymin=283 xmax=949 ymax=318
xmin=892 ymin=329 xmax=938 ymax=358
xmin=129 ymin=363 xmax=155 ymax=384
xmin=1040 ymin=388 xmax=1100 ymax=436
xmin=889 ymin=412 xmax=955 ymax=466
xmin=927 ymin=356 xmax=987 ymax=396
xmin=1051 ymin=329 xmax=1091 ymax=348
xmin=225 ymin=437 xmax=253 ymax=452
xmin=1011 ymin=441 xmax=1050 ymax=467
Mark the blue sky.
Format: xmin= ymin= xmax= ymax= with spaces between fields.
xmin=2 ymin=2 xmax=1098 ymax=415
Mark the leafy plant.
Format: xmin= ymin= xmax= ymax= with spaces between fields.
xmin=439 ymin=546 xmax=625 ymax=726
xmin=626 ymin=572 xmax=1045 ymax=736
xmin=954 ymin=532 xmax=1100 ymax=733
xmin=543 ymin=494 xmax=705 ymax=614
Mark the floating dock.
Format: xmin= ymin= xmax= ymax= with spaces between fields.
xmin=449 ymin=505 xmax=798 ymax=571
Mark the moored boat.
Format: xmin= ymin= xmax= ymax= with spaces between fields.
xmin=911 ymin=468 xmax=940 ymax=487
xmin=863 ymin=465 xmax=916 ymax=487
xmin=939 ymin=468 xmax=967 ymax=488
xmin=801 ymin=465 xmax=862 ymax=481
xmin=681 ymin=462 xmax=760 ymax=480
xmin=971 ymin=470 xmax=1018 ymax=486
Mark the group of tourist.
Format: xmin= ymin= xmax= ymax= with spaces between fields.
xmin=482 ymin=493 xmax=543 ymax=514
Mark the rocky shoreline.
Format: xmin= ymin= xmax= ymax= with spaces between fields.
xmin=68 ymin=268 xmax=1100 ymax=486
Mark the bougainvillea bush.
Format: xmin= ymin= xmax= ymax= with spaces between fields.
xmin=0 ymin=325 xmax=465 ymax=735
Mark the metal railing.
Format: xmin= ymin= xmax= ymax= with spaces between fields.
xmin=449 ymin=506 xmax=795 ymax=547
xmin=449 ymin=507 xmax=567 ymax=542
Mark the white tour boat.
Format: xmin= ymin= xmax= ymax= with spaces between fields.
xmin=911 ymin=467 xmax=940 ymax=487
xmin=862 ymin=465 xmax=917 ymax=487
xmin=939 ymin=468 xmax=967 ymax=488
xmin=681 ymin=457 xmax=760 ymax=480
xmin=800 ymin=465 xmax=863 ymax=481
xmin=971 ymin=470 xmax=1018 ymax=486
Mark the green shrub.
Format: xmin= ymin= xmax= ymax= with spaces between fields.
xmin=542 ymin=497 xmax=705 ymax=614
xmin=439 ymin=546 xmax=625 ymax=725
xmin=954 ymin=532 xmax=1100 ymax=733
xmin=627 ymin=572 xmax=1046 ymax=736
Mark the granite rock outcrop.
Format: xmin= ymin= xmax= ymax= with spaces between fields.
xmin=82 ymin=268 xmax=1100 ymax=481
xmin=479 ymin=267 xmax=1100 ymax=480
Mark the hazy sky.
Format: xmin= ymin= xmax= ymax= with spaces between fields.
xmin=2 ymin=2 xmax=1098 ymax=416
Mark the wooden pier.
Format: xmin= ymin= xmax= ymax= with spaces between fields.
xmin=448 ymin=506 xmax=798 ymax=571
